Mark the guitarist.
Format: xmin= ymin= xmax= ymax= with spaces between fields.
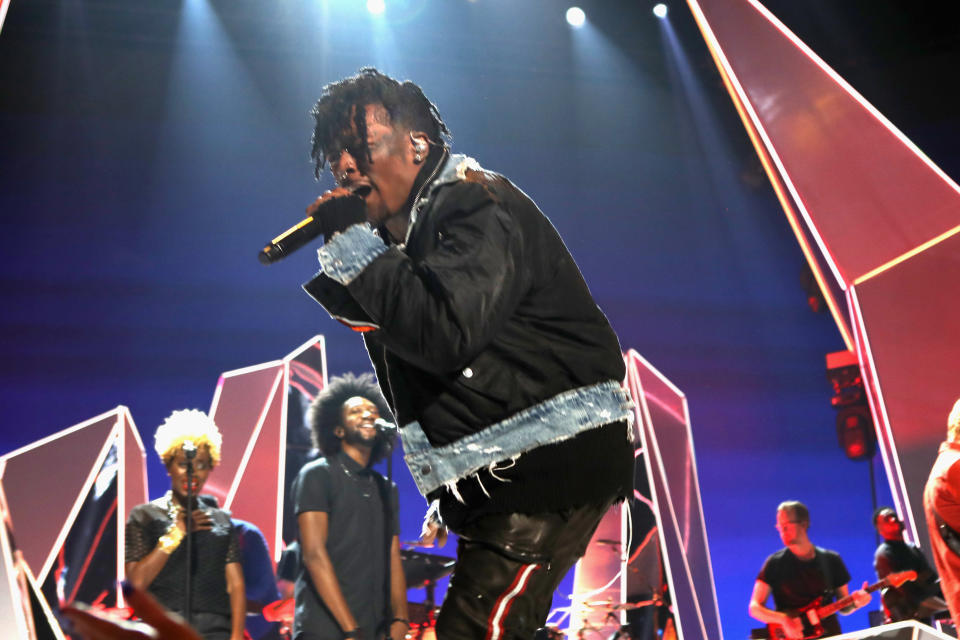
xmin=872 ymin=506 xmax=945 ymax=622
xmin=749 ymin=501 xmax=871 ymax=639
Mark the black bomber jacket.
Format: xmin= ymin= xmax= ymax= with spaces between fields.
xmin=303 ymin=153 xmax=627 ymax=482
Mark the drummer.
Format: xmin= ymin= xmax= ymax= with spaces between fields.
xmin=292 ymin=373 xmax=409 ymax=640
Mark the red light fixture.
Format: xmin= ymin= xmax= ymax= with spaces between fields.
xmin=827 ymin=351 xmax=876 ymax=461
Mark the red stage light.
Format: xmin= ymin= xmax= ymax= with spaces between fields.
xmin=836 ymin=404 xmax=875 ymax=461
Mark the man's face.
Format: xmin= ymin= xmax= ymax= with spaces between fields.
xmin=166 ymin=447 xmax=213 ymax=500
xmin=876 ymin=509 xmax=904 ymax=540
xmin=327 ymin=104 xmax=418 ymax=226
xmin=337 ymin=396 xmax=380 ymax=449
xmin=775 ymin=508 xmax=807 ymax=546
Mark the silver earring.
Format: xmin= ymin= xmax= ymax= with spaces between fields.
xmin=339 ymin=172 xmax=348 ymax=183
xmin=414 ymin=144 xmax=426 ymax=163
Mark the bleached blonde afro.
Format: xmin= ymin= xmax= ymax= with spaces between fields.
xmin=154 ymin=409 xmax=223 ymax=467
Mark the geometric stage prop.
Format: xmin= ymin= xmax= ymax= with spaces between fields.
xmin=207 ymin=335 xmax=327 ymax=563
xmin=0 ymin=336 xmax=328 ymax=635
xmin=689 ymin=0 xmax=960 ymax=554
xmin=0 ymin=334 xmax=328 ymax=637
xmin=0 ymin=406 xmax=147 ymax=632
xmin=566 ymin=350 xmax=722 ymax=640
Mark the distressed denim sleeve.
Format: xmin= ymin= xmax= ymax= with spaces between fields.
xmin=316 ymin=223 xmax=388 ymax=285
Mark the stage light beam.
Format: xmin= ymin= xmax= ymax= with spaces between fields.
xmin=653 ymin=4 xmax=668 ymax=19
xmin=566 ymin=7 xmax=586 ymax=28
xmin=367 ymin=0 xmax=386 ymax=15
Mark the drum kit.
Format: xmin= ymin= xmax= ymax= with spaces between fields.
xmin=399 ymin=545 xmax=456 ymax=639
xmin=262 ymin=543 xmax=455 ymax=639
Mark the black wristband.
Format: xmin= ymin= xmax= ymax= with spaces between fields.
xmin=390 ymin=617 xmax=410 ymax=626
xmin=342 ymin=629 xmax=361 ymax=639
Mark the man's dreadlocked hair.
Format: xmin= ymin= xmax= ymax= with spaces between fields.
xmin=306 ymin=372 xmax=394 ymax=465
xmin=310 ymin=67 xmax=451 ymax=179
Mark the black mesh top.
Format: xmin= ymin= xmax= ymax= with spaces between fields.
xmin=125 ymin=494 xmax=241 ymax=616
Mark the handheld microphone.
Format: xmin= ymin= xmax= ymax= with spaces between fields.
xmin=258 ymin=192 xmax=367 ymax=265
xmin=182 ymin=440 xmax=197 ymax=460
xmin=374 ymin=418 xmax=398 ymax=434
xmin=258 ymin=214 xmax=324 ymax=265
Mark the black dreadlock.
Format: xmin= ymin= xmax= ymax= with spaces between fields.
xmin=310 ymin=67 xmax=451 ymax=179
xmin=306 ymin=372 xmax=394 ymax=465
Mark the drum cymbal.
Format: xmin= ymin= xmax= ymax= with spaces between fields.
xmin=585 ymin=600 xmax=648 ymax=611
xmin=401 ymin=548 xmax=456 ymax=586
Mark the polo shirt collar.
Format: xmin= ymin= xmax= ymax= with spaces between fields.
xmin=337 ymin=450 xmax=372 ymax=475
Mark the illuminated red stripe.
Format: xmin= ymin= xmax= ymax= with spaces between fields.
xmin=67 ymin=498 xmax=118 ymax=604
xmin=485 ymin=563 xmax=540 ymax=640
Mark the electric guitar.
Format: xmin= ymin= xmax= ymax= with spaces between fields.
xmin=767 ymin=570 xmax=917 ymax=639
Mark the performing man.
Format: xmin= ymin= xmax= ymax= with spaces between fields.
xmin=872 ymin=506 xmax=944 ymax=623
xmin=293 ymin=373 xmax=408 ymax=640
xmin=923 ymin=397 xmax=960 ymax=624
xmin=295 ymin=68 xmax=635 ymax=638
xmin=125 ymin=410 xmax=246 ymax=640
xmin=749 ymin=501 xmax=870 ymax=639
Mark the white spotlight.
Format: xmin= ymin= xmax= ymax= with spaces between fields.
xmin=566 ymin=7 xmax=586 ymax=28
xmin=367 ymin=0 xmax=386 ymax=15
xmin=653 ymin=3 xmax=668 ymax=18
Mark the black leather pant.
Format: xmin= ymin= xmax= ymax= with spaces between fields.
xmin=436 ymin=498 xmax=615 ymax=640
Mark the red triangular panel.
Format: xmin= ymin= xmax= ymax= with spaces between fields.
xmin=206 ymin=364 xmax=283 ymax=504
xmin=0 ymin=413 xmax=116 ymax=577
xmin=688 ymin=0 xmax=960 ymax=286
xmin=225 ymin=373 xmax=285 ymax=563
xmin=121 ymin=411 xmax=148 ymax=523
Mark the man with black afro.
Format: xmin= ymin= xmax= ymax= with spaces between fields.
xmin=291 ymin=372 xmax=408 ymax=640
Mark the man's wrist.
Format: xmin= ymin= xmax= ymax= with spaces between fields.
xmin=342 ymin=629 xmax=361 ymax=639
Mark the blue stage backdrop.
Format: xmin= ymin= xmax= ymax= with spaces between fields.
xmin=1 ymin=1 xmax=958 ymax=638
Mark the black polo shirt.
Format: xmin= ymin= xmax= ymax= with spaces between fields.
xmin=292 ymin=452 xmax=398 ymax=640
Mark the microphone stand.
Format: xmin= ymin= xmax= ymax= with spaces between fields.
xmin=183 ymin=445 xmax=196 ymax=628
xmin=386 ymin=433 xmax=394 ymax=484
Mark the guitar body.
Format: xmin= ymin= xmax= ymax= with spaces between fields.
xmin=765 ymin=571 xmax=917 ymax=640
xmin=767 ymin=597 xmax=827 ymax=640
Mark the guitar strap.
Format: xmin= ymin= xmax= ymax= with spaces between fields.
xmin=814 ymin=546 xmax=836 ymax=604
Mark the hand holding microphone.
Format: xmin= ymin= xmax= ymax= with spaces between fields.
xmin=258 ymin=188 xmax=367 ymax=264
xmin=309 ymin=187 xmax=368 ymax=239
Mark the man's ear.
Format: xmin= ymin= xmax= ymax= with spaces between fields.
xmin=334 ymin=425 xmax=345 ymax=439
xmin=409 ymin=131 xmax=430 ymax=162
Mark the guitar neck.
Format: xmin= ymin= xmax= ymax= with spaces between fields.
xmin=816 ymin=580 xmax=885 ymax=618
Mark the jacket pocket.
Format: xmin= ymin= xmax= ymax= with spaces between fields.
xmin=450 ymin=350 xmax=515 ymax=409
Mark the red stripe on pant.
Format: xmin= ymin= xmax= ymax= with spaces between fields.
xmin=484 ymin=563 xmax=541 ymax=640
